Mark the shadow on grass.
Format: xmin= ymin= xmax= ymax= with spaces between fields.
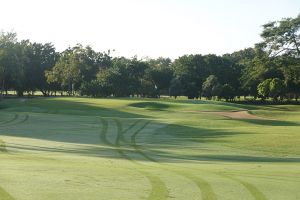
xmin=6 ymin=140 xmax=300 ymax=163
xmin=128 ymin=102 xmax=175 ymax=111
xmin=4 ymin=120 xmax=299 ymax=164
xmin=236 ymin=119 xmax=300 ymax=126
xmin=150 ymin=152 xmax=300 ymax=163
xmin=1 ymin=98 xmax=299 ymax=164
xmin=195 ymin=154 xmax=300 ymax=162
xmin=0 ymin=115 xmax=239 ymax=162
xmin=1 ymin=98 xmax=149 ymax=118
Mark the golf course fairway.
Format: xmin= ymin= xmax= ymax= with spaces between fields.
xmin=0 ymin=97 xmax=299 ymax=200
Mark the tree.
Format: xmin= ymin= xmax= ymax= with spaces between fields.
xmin=257 ymin=78 xmax=285 ymax=101
xmin=0 ymin=31 xmax=18 ymax=97
xmin=173 ymin=54 xmax=242 ymax=99
xmin=260 ymin=14 xmax=300 ymax=57
xmin=95 ymin=57 xmax=148 ymax=97
xmin=257 ymin=14 xmax=300 ymax=101
xmin=257 ymin=79 xmax=272 ymax=100
xmin=269 ymin=78 xmax=285 ymax=101
xmin=220 ymin=84 xmax=235 ymax=101
xmin=202 ymin=75 xmax=219 ymax=100
xmin=240 ymin=48 xmax=284 ymax=98
xmin=0 ymin=14 xmax=299 ymax=102
xmin=169 ymin=78 xmax=182 ymax=99
xmin=139 ymin=78 xmax=158 ymax=98
xmin=224 ymin=48 xmax=256 ymax=97
xmin=44 ymin=69 xmax=61 ymax=96
xmin=46 ymin=50 xmax=81 ymax=95
xmin=147 ymin=57 xmax=173 ymax=96
xmin=19 ymin=42 xmax=58 ymax=96
xmin=173 ymin=55 xmax=209 ymax=99
xmin=282 ymin=62 xmax=300 ymax=101
xmin=205 ymin=54 xmax=241 ymax=91
xmin=79 ymin=80 xmax=111 ymax=97
xmin=211 ymin=83 xmax=222 ymax=100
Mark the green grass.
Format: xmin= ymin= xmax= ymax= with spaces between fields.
xmin=0 ymin=97 xmax=299 ymax=200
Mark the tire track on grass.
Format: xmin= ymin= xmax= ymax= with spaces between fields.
xmin=99 ymin=118 xmax=111 ymax=146
xmin=219 ymin=174 xmax=268 ymax=200
xmin=179 ymin=172 xmax=217 ymax=200
xmin=99 ymin=118 xmax=168 ymax=200
xmin=114 ymin=119 xmax=131 ymax=159
xmin=108 ymin=118 xmax=269 ymax=200
xmin=0 ymin=114 xmax=18 ymax=126
xmin=127 ymin=120 xmax=218 ymax=200
xmin=0 ymin=140 xmax=14 ymax=199
xmin=0 ymin=114 xmax=29 ymax=127
xmin=122 ymin=119 xmax=141 ymax=135
xmin=0 ymin=186 xmax=15 ymax=200
xmin=238 ymin=180 xmax=268 ymax=200
xmin=130 ymin=121 xmax=156 ymax=162
xmin=15 ymin=114 xmax=29 ymax=126
xmin=131 ymin=120 xmax=270 ymax=200
xmin=113 ymin=118 xmax=169 ymax=200
xmin=115 ymin=118 xmax=143 ymax=145
xmin=142 ymin=170 xmax=169 ymax=200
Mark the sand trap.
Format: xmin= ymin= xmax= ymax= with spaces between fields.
xmin=205 ymin=111 xmax=263 ymax=119
xmin=186 ymin=110 xmax=264 ymax=119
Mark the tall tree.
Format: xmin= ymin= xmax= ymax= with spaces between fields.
xmin=22 ymin=42 xmax=58 ymax=96
xmin=260 ymin=14 xmax=300 ymax=57
xmin=169 ymin=78 xmax=182 ymax=99
xmin=173 ymin=55 xmax=209 ymax=99
xmin=96 ymin=57 xmax=148 ymax=97
xmin=46 ymin=49 xmax=81 ymax=95
xmin=202 ymin=75 xmax=220 ymax=100
xmin=146 ymin=57 xmax=173 ymax=96
xmin=258 ymin=14 xmax=300 ymax=100
xmin=0 ymin=31 xmax=18 ymax=97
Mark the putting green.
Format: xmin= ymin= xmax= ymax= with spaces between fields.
xmin=0 ymin=98 xmax=299 ymax=200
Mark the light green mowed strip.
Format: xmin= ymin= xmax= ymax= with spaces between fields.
xmin=0 ymin=97 xmax=300 ymax=200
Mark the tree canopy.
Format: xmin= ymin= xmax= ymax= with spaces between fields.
xmin=0 ymin=14 xmax=299 ymax=102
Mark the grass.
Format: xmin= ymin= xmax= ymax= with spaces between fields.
xmin=0 ymin=97 xmax=299 ymax=200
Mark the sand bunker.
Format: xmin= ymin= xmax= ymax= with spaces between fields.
xmin=187 ymin=110 xmax=264 ymax=119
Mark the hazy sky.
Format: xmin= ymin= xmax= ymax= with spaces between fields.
xmin=1 ymin=0 xmax=299 ymax=59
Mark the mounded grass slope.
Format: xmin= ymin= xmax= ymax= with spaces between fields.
xmin=0 ymin=97 xmax=299 ymax=200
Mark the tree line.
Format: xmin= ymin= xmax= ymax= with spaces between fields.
xmin=0 ymin=14 xmax=299 ymax=102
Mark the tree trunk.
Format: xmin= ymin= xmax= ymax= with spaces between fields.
xmin=0 ymin=79 xmax=4 ymax=100
xmin=17 ymin=90 xmax=24 ymax=97
xmin=41 ymin=90 xmax=47 ymax=97
xmin=68 ymin=80 xmax=72 ymax=96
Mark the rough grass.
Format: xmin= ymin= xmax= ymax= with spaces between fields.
xmin=0 ymin=97 xmax=299 ymax=200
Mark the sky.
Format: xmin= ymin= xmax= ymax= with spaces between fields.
xmin=0 ymin=0 xmax=299 ymax=59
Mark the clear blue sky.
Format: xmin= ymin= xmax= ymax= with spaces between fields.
xmin=1 ymin=0 xmax=299 ymax=59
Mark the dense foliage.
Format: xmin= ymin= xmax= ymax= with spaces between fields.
xmin=0 ymin=14 xmax=299 ymax=101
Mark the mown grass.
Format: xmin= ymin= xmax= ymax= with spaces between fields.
xmin=0 ymin=97 xmax=299 ymax=200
